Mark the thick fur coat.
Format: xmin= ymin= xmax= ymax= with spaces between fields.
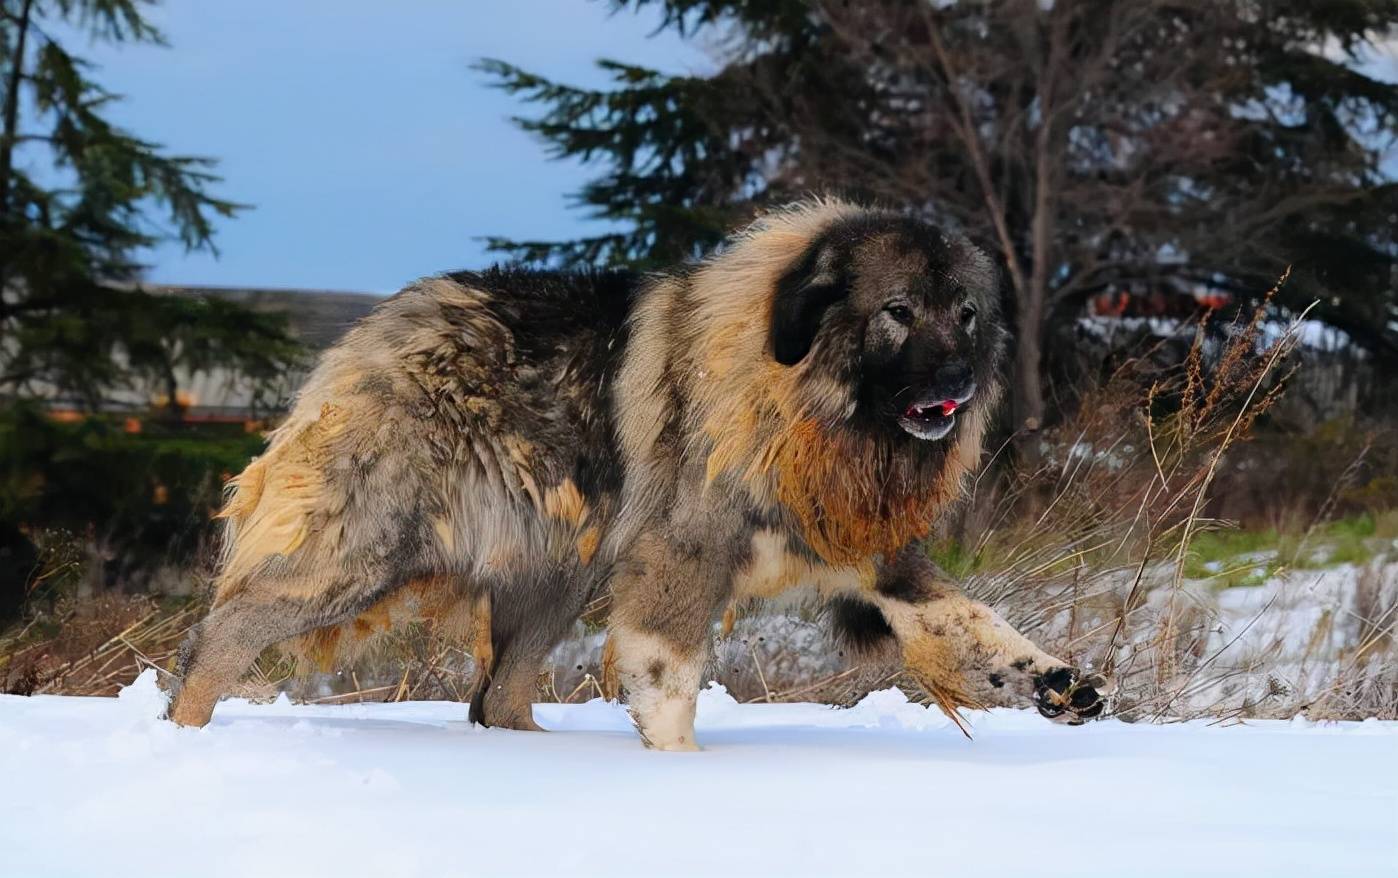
xmin=171 ymin=199 xmax=1105 ymax=745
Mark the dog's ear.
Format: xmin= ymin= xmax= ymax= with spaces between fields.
xmin=770 ymin=244 xmax=848 ymax=366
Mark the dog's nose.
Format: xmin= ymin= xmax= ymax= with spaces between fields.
xmin=934 ymin=363 xmax=976 ymax=403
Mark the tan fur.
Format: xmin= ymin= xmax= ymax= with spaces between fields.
xmin=433 ymin=517 xmax=456 ymax=553
xmin=575 ymin=526 xmax=601 ymax=566
xmin=613 ymin=280 xmax=680 ymax=471
xmin=731 ymin=529 xmax=874 ymax=600
xmin=599 ymin=635 xmax=620 ymax=701
xmin=766 ymin=419 xmax=960 ymax=565
xmin=280 ymin=575 xmax=477 ymax=674
xmin=543 ymin=479 xmax=589 ymax=528
xmin=167 ymin=673 xmax=225 ymax=727
xmin=719 ymin=602 xmax=737 ymax=638
xmin=872 ymin=591 xmax=1065 ymax=721
xmin=215 ymin=402 xmax=352 ymax=605
xmin=468 ymin=591 xmax=494 ymax=697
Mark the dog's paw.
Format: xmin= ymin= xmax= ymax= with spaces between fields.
xmin=1033 ymin=667 xmax=1109 ymax=725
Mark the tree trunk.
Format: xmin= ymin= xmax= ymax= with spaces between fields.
xmin=1015 ymin=8 xmax=1060 ymax=441
xmin=0 ymin=0 xmax=35 ymax=312
xmin=0 ymin=0 xmax=35 ymax=217
xmin=1012 ymin=310 xmax=1046 ymax=435
xmin=161 ymin=359 xmax=185 ymax=419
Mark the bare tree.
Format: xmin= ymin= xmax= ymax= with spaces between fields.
xmin=485 ymin=0 xmax=1398 ymax=433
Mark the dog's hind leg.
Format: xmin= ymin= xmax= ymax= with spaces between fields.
xmin=469 ymin=630 xmax=546 ymax=732
xmin=168 ymin=593 xmax=322 ymax=727
xmin=464 ymin=590 xmax=494 ymax=706
xmin=470 ymin=578 xmax=588 ymax=732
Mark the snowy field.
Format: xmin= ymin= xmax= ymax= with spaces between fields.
xmin=3 ymin=672 xmax=1395 ymax=878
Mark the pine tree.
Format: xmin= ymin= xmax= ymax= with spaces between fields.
xmin=0 ymin=0 xmax=301 ymax=609
xmin=483 ymin=0 xmax=1398 ymax=432
xmin=0 ymin=0 xmax=299 ymax=410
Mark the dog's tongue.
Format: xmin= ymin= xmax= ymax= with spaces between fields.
xmin=905 ymin=399 xmax=960 ymax=418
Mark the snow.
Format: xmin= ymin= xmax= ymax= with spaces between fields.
xmin=3 ymin=672 xmax=1395 ymax=878
xmin=1074 ymin=314 xmax=1358 ymax=354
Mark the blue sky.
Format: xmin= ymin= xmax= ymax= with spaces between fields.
xmin=50 ymin=6 xmax=1398 ymax=294
xmin=73 ymin=2 xmax=707 ymax=293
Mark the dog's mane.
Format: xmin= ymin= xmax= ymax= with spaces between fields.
xmin=633 ymin=198 xmax=999 ymax=565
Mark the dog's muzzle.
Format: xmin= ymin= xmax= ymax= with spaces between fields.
xmin=896 ymin=370 xmax=976 ymax=441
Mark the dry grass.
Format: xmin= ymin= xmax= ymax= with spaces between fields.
xmin=0 ymin=594 xmax=201 ymax=697
xmin=937 ymin=289 xmax=1398 ymax=722
xmin=1304 ymin=562 xmax=1398 ymax=720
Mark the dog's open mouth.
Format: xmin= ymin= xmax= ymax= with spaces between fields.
xmin=897 ymin=398 xmax=961 ymax=440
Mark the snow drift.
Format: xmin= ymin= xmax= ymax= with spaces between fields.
xmin=2 ymin=671 xmax=1394 ymax=878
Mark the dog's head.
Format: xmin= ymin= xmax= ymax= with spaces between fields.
xmin=769 ymin=213 xmax=1006 ymax=443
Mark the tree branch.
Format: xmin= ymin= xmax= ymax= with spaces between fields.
xmin=923 ymin=5 xmax=1028 ymax=300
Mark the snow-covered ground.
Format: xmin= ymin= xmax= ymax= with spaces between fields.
xmin=3 ymin=672 xmax=1395 ymax=878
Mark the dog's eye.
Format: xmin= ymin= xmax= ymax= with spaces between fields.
xmin=960 ymin=304 xmax=977 ymax=330
xmin=884 ymin=303 xmax=915 ymax=325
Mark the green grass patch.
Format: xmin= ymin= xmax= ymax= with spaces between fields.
xmin=925 ymin=538 xmax=981 ymax=578
xmin=1181 ymin=512 xmax=1390 ymax=584
xmin=1321 ymin=535 xmax=1376 ymax=566
xmin=1287 ymin=514 xmax=1383 ymax=567
xmin=1325 ymin=513 xmax=1377 ymax=541
xmin=1223 ymin=559 xmax=1284 ymax=588
xmin=1188 ymin=556 xmax=1283 ymax=589
xmin=929 ymin=509 xmax=1394 ymax=590
xmin=1187 ymin=527 xmax=1280 ymax=562
xmin=1374 ymin=509 xmax=1398 ymax=540
xmin=1181 ymin=527 xmax=1280 ymax=582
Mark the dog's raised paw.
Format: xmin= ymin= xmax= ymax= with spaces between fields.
xmin=1033 ymin=667 xmax=1109 ymax=724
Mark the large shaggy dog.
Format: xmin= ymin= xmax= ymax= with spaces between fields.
xmin=170 ymin=199 xmax=1106 ymax=747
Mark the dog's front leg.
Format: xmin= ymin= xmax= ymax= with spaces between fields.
xmin=607 ymin=532 xmax=730 ymax=751
xmin=867 ymin=548 xmax=1108 ymax=724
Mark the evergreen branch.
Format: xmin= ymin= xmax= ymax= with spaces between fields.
xmin=0 ymin=0 xmax=289 ymax=406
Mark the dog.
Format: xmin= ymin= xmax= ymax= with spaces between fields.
xmin=169 ymin=198 xmax=1106 ymax=747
